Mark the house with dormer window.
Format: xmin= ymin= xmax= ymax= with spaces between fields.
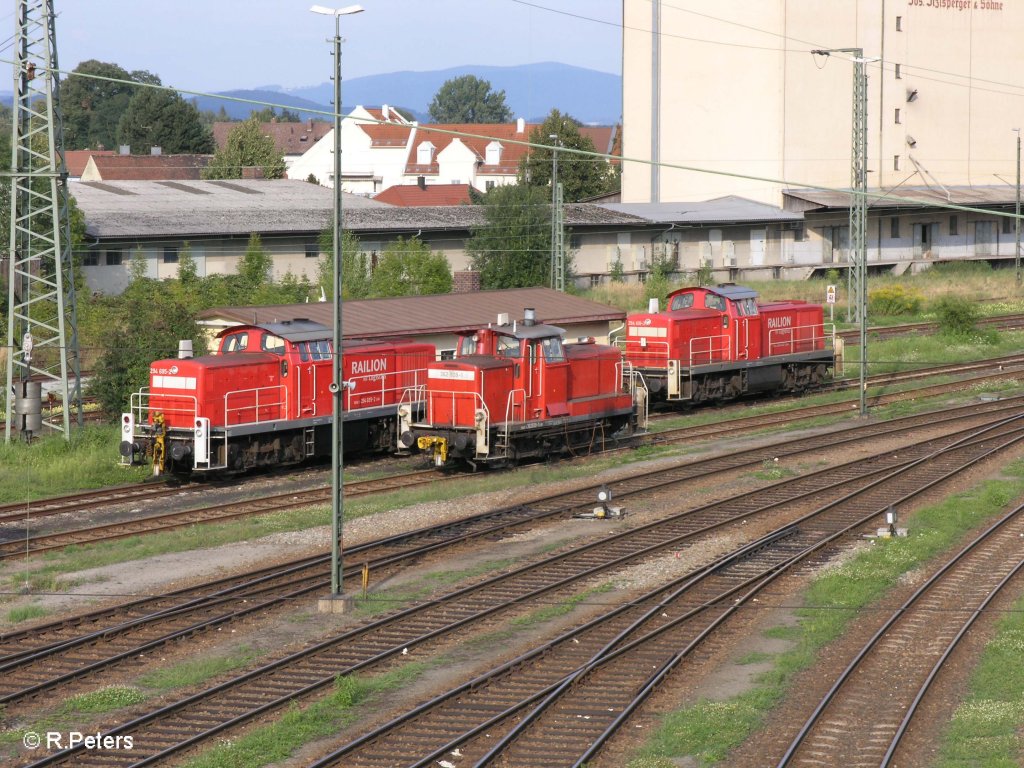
xmin=287 ymin=108 xmax=619 ymax=197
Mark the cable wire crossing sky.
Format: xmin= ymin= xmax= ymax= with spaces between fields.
xmin=50 ymin=0 xmax=622 ymax=93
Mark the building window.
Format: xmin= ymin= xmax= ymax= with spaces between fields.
xmin=305 ymin=241 xmax=319 ymax=258
xmin=163 ymin=245 xmax=178 ymax=264
xmin=891 ymin=217 xmax=900 ymax=239
xmin=82 ymin=252 xmax=98 ymax=266
xmin=895 ymin=15 xmax=902 ymax=31
xmin=949 ymin=215 xmax=959 ymax=236
xmin=894 ymin=108 xmax=901 ymax=124
xmin=895 ymin=63 xmax=902 ymax=79
xmin=589 ymin=274 xmax=602 ymax=288
xmin=1003 ymin=217 xmax=1014 ymax=235
xmin=485 ymin=180 xmax=496 ymax=190
xmin=637 ymin=271 xmax=648 ymax=284
xmin=105 ymin=249 xmax=123 ymax=266
xmin=792 ymin=225 xmax=805 ymax=242
xmin=893 ymin=155 xmax=901 ymax=171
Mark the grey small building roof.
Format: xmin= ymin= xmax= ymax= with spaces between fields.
xmin=198 ymin=287 xmax=625 ymax=340
xmin=70 ymin=179 xmax=390 ymax=239
xmin=70 ymin=180 xmax=651 ymax=240
xmin=784 ymin=185 xmax=1020 ymax=211
xmin=601 ymin=196 xmax=802 ymax=224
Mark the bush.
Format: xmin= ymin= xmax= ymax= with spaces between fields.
xmin=932 ymin=295 xmax=981 ymax=338
xmin=867 ymin=284 xmax=923 ymax=316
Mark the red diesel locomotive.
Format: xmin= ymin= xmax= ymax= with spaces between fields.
xmin=401 ymin=309 xmax=647 ymax=469
xmin=120 ymin=320 xmax=433 ymax=476
xmin=622 ymin=284 xmax=835 ymax=404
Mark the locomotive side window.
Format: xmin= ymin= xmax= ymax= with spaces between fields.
xmin=261 ymin=333 xmax=286 ymax=356
xmin=223 ymin=333 xmax=248 ymax=353
xmin=297 ymin=342 xmax=310 ymax=362
xmin=541 ymin=337 xmax=565 ymax=363
xmin=310 ymin=340 xmax=332 ymax=360
xmin=705 ymin=294 xmax=725 ymax=311
xmin=737 ymin=298 xmax=758 ymax=316
xmin=669 ymin=293 xmax=694 ymax=310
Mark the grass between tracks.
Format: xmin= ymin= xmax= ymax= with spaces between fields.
xmin=625 ymin=459 xmax=1024 ymax=767
xmin=934 ymin=592 xmax=1024 ymax=767
xmin=180 ymin=664 xmax=430 ymax=768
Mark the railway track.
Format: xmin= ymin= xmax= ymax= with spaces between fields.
xmin=5 ymin=365 xmax=1024 ymax=562
xmin=6 ymin=400 xmax=1015 ymax=709
xmin=305 ymin=418 xmax=1024 ymax=767
xmin=835 ymin=311 xmax=1024 ymax=342
xmin=776 ymin=501 xmax=1024 ymax=768
xmin=0 ymin=469 xmax=445 ymax=559
xmin=16 ymin=406 xmax=1024 ymax=766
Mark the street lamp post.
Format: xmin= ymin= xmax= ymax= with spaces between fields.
xmin=311 ymin=3 xmax=363 ymax=611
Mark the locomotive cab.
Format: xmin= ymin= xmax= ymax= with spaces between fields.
xmin=121 ymin=320 xmax=432 ymax=476
xmin=623 ymin=284 xmax=834 ymax=404
xmin=408 ymin=309 xmax=643 ymax=468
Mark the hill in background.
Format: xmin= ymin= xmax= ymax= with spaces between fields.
xmin=0 ymin=62 xmax=621 ymax=127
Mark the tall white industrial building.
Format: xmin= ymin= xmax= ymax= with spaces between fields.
xmin=623 ymin=0 xmax=1024 ymax=205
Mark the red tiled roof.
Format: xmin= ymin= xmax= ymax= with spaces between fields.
xmin=402 ymin=123 xmax=622 ymax=175
xmin=404 ymin=123 xmax=534 ymax=175
xmin=374 ymin=183 xmax=474 ymax=207
xmin=361 ymin=123 xmax=414 ymax=147
xmin=84 ymin=154 xmax=211 ymax=181
xmin=64 ymin=150 xmax=115 ymax=177
xmin=212 ymin=120 xmax=332 ymax=155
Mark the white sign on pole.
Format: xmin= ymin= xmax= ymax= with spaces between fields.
xmin=826 ymin=285 xmax=837 ymax=304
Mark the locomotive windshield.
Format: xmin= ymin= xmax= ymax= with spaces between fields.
xmin=222 ymin=332 xmax=249 ymax=353
xmin=458 ymin=334 xmax=478 ymax=356
xmin=496 ymin=335 xmax=522 ymax=358
xmin=669 ymin=293 xmax=694 ymax=310
xmin=705 ymin=294 xmax=725 ymax=311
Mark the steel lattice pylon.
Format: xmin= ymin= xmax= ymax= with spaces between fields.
xmin=551 ymin=181 xmax=565 ymax=292
xmin=849 ymin=50 xmax=868 ymax=328
xmin=4 ymin=0 xmax=81 ymax=442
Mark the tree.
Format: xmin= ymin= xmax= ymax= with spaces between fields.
xmin=249 ymin=107 xmax=300 ymax=123
xmin=60 ymin=61 xmax=159 ymax=150
xmin=88 ymin=263 xmax=206 ymax=417
xmin=368 ymin=237 xmax=452 ymax=297
xmin=236 ymin=233 xmax=274 ymax=290
xmin=116 ymin=88 xmax=214 ymax=154
xmin=518 ymin=109 xmax=619 ymax=202
xmin=318 ymin=229 xmax=370 ymax=300
xmin=202 ymin=117 xmax=286 ymax=180
xmin=466 ymin=184 xmax=552 ymax=289
xmin=428 ymin=75 xmax=513 ymax=124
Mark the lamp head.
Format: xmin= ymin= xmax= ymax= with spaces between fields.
xmin=310 ymin=4 xmax=364 ymax=15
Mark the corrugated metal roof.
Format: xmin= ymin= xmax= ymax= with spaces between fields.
xmin=71 ymin=180 xmax=651 ymax=239
xmin=600 ymin=195 xmax=801 ymax=224
xmin=784 ymin=185 xmax=1021 ymax=210
xmin=197 ymin=287 xmax=626 ymax=339
xmin=71 ymin=179 xmax=391 ymax=239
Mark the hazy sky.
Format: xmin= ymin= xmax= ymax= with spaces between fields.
xmin=46 ymin=0 xmax=623 ymax=94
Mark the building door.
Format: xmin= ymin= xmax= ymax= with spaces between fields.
xmin=749 ymin=229 xmax=766 ymax=266
xmin=913 ymin=223 xmax=938 ymax=258
xmin=822 ymin=226 xmax=849 ymax=264
xmin=974 ymin=221 xmax=995 ymax=256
